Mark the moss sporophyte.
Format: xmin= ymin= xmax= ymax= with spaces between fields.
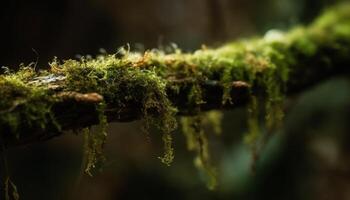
xmin=0 ymin=3 xmax=350 ymax=191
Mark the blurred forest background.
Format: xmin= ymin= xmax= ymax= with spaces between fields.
xmin=1 ymin=0 xmax=350 ymax=199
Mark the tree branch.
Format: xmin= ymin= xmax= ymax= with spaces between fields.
xmin=1 ymin=3 xmax=350 ymax=147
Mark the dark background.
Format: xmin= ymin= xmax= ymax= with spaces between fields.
xmin=1 ymin=0 xmax=350 ymax=200
xmin=0 ymin=0 xmax=333 ymax=68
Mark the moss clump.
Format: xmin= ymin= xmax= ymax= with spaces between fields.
xmin=1 ymin=2 xmax=349 ymax=144
xmin=0 ymin=2 xmax=350 ymax=191
xmin=52 ymin=54 xmax=178 ymax=165
xmin=0 ymin=67 xmax=60 ymax=141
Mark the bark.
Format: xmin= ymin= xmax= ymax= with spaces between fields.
xmin=1 ymin=3 xmax=350 ymax=147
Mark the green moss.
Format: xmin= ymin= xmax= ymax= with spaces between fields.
xmin=202 ymin=111 xmax=223 ymax=135
xmin=243 ymin=96 xmax=261 ymax=170
xmin=158 ymin=131 xmax=175 ymax=166
xmin=4 ymin=177 xmax=19 ymax=200
xmin=1 ymin=141 xmax=19 ymax=200
xmin=82 ymin=127 xmax=106 ymax=176
xmin=180 ymin=111 xmax=222 ymax=188
xmin=53 ymin=55 xmax=178 ymax=165
xmin=82 ymin=102 xmax=108 ymax=176
xmin=0 ymin=67 xmax=60 ymax=139
xmin=0 ymin=2 xmax=350 ymax=191
xmin=181 ymin=115 xmax=218 ymax=190
xmin=188 ymin=83 xmax=205 ymax=109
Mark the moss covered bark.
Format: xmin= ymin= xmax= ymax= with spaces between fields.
xmin=0 ymin=3 xmax=350 ymax=171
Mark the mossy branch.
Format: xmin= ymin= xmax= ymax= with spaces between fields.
xmin=1 ymin=3 xmax=350 ymax=147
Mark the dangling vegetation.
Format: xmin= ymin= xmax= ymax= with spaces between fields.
xmin=0 ymin=2 xmax=350 ymax=191
xmin=180 ymin=111 xmax=223 ymax=190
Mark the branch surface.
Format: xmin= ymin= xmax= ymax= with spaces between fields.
xmin=1 ymin=3 xmax=350 ymax=147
